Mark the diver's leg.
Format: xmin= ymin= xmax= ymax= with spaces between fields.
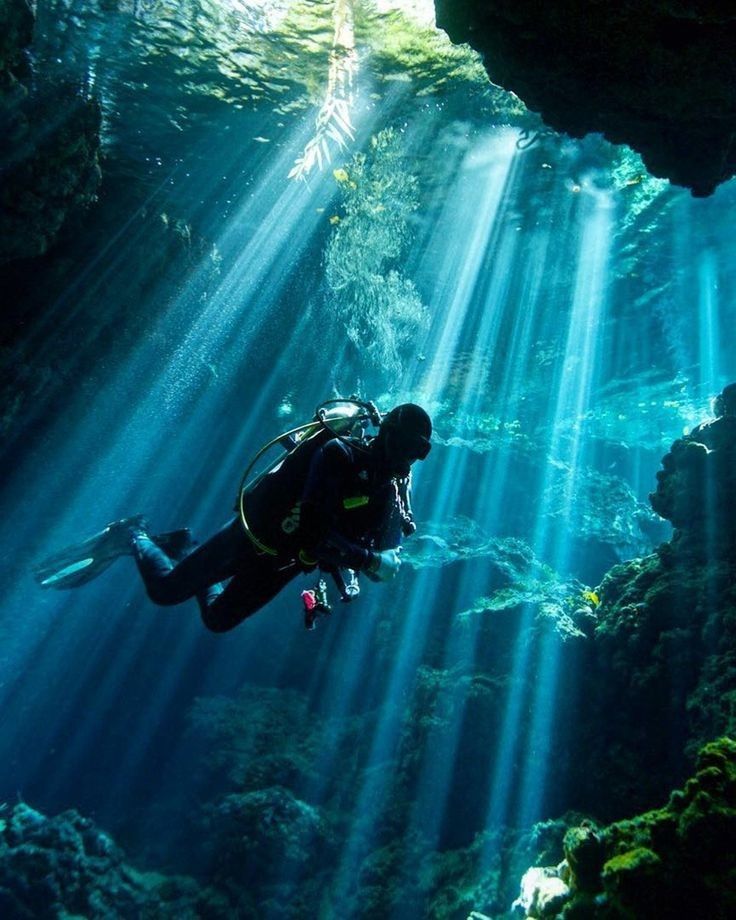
xmin=132 ymin=517 xmax=246 ymax=606
xmin=199 ymin=559 xmax=300 ymax=633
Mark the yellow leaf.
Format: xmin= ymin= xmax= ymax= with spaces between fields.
xmin=329 ymin=215 xmax=340 ymax=224
xmin=333 ymin=168 xmax=349 ymax=183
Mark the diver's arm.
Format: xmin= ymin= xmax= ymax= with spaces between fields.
xmin=311 ymin=529 xmax=374 ymax=571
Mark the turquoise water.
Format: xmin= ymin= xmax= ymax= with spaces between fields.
xmin=1 ymin=1 xmax=735 ymax=916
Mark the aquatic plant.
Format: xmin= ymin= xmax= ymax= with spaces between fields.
xmin=462 ymin=586 xmax=593 ymax=643
xmin=289 ymin=0 xmax=357 ymax=180
xmin=323 ymin=126 xmax=428 ymax=377
xmin=406 ymin=515 xmax=597 ymax=634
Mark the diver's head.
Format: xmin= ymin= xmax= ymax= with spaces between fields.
xmin=375 ymin=403 xmax=432 ymax=475
xmin=713 ymin=383 xmax=736 ymax=419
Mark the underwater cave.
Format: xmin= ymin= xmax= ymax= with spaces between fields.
xmin=1 ymin=1 xmax=735 ymax=917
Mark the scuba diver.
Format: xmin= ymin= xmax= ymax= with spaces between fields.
xmin=34 ymin=400 xmax=432 ymax=632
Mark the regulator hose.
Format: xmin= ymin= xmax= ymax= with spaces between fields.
xmin=237 ymin=398 xmax=383 ymax=555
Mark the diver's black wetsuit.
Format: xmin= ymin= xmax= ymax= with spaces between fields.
xmin=133 ymin=437 xmax=404 ymax=632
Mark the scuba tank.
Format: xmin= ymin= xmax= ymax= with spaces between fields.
xmin=237 ymin=398 xmax=382 ymax=560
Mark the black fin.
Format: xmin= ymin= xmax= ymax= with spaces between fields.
xmin=33 ymin=515 xmax=147 ymax=590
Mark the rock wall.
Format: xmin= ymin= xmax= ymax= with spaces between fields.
xmin=0 ymin=0 xmax=33 ymax=75
xmin=434 ymin=0 xmax=736 ymax=195
xmin=0 ymin=0 xmax=101 ymax=265
xmin=511 ymin=737 xmax=736 ymax=919
xmin=0 ymin=801 xmax=230 ymax=918
xmin=650 ymin=382 xmax=736 ymax=550
xmin=570 ymin=383 xmax=736 ymax=815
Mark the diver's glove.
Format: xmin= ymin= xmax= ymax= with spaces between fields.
xmin=366 ymin=547 xmax=402 ymax=582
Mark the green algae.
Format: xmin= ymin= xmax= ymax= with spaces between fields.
xmin=557 ymin=737 xmax=736 ymax=919
xmin=601 ymin=846 xmax=662 ymax=915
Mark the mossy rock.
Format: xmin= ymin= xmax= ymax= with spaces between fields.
xmin=545 ymin=738 xmax=736 ymax=918
xmin=601 ymin=846 xmax=662 ymax=911
xmin=696 ymin=737 xmax=736 ymax=776
xmin=563 ymin=824 xmax=605 ymax=892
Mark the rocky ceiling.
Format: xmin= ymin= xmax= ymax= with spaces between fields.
xmin=434 ymin=0 xmax=736 ymax=196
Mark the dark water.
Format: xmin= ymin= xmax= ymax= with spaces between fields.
xmin=1 ymin=1 xmax=735 ymax=916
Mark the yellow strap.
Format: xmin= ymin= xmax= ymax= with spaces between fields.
xmin=343 ymin=495 xmax=370 ymax=510
xmin=241 ymin=514 xmax=278 ymax=556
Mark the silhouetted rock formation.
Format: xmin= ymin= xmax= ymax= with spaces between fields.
xmin=0 ymin=0 xmax=33 ymax=75
xmin=0 ymin=0 xmax=101 ymax=264
xmin=651 ymin=382 xmax=736 ymax=551
xmin=435 ymin=0 xmax=736 ymax=195
xmin=0 ymin=802 xmax=229 ymax=918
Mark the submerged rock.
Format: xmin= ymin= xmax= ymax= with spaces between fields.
xmin=0 ymin=81 xmax=101 ymax=264
xmin=0 ymin=0 xmax=33 ymax=75
xmin=0 ymin=801 xmax=229 ymax=919
xmin=0 ymin=0 xmax=102 ymax=265
xmin=555 ymin=386 xmax=736 ymax=816
xmin=512 ymin=864 xmax=570 ymax=918
xmin=202 ymin=785 xmax=333 ymax=885
xmin=576 ymin=541 xmax=736 ymax=815
xmin=510 ymin=737 xmax=736 ymax=918
xmin=650 ymin=383 xmax=736 ymax=553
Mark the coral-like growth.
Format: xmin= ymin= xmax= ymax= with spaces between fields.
xmin=0 ymin=801 xmax=229 ymax=918
xmin=510 ymin=737 xmax=736 ymax=917
xmin=202 ymin=786 xmax=333 ymax=885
